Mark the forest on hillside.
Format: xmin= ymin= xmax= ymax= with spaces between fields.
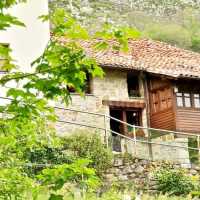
xmin=49 ymin=0 xmax=200 ymax=52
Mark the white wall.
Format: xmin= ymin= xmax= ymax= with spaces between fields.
xmin=0 ymin=0 xmax=50 ymax=104
xmin=0 ymin=0 xmax=50 ymax=72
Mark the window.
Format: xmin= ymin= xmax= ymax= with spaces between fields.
xmin=67 ymin=73 xmax=91 ymax=94
xmin=152 ymin=92 xmax=159 ymax=113
xmin=160 ymin=90 xmax=167 ymax=110
xmin=176 ymin=93 xmax=183 ymax=107
xmin=151 ymin=88 xmax=172 ymax=113
xmin=176 ymin=92 xmax=192 ymax=108
xmin=175 ymin=91 xmax=200 ymax=109
xmin=127 ymin=73 xmax=140 ymax=97
xmin=84 ymin=73 xmax=91 ymax=94
xmin=166 ymin=88 xmax=173 ymax=108
xmin=194 ymin=94 xmax=200 ymax=108
xmin=184 ymin=93 xmax=191 ymax=107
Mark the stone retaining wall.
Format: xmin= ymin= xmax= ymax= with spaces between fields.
xmin=121 ymin=137 xmax=191 ymax=165
xmin=104 ymin=155 xmax=200 ymax=192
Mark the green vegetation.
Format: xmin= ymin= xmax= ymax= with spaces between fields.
xmin=1 ymin=1 xmax=200 ymax=199
xmin=154 ymin=167 xmax=195 ymax=196
xmin=63 ymin=132 xmax=113 ymax=175
xmin=0 ymin=1 xmax=140 ymax=199
xmin=188 ymin=138 xmax=199 ymax=165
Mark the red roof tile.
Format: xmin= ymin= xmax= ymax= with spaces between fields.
xmin=59 ymin=38 xmax=200 ymax=79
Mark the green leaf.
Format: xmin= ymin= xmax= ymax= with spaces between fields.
xmin=124 ymin=27 xmax=141 ymax=39
xmin=38 ymin=14 xmax=50 ymax=22
xmin=49 ymin=194 xmax=63 ymax=200
xmin=0 ymin=13 xmax=25 ymax=30
xmin=0 ymin=44 xmax=16 ymax=71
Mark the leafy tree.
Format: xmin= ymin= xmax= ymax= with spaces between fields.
xmin=0 ymin=1 xmax=140 ymax=199
xmin=0 ymin=0 xmax=26 ymax=71
xmin=38 ymin=159 xmax=101 ymax=199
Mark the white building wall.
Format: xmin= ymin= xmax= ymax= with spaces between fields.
xmin=0 ymin=0 xmax=50 ymax=104
xmin=0 ymin=0 xmax=50 ymax=72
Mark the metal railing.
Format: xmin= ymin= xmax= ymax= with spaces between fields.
xmin=55 ymin=107 xmax=200 ymax=162
xmin=0 ymin=95 xmax=199 ymax=162
xmin=55 ymin=106 xmax=200 ymax=136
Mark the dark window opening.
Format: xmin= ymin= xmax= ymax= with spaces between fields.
xmin=127 ymin=73 xmax=140 ymax=97
xmin=126 ymin=110 xmax=140 ymax=131
xmin=110 ymin=109 xmax=122 ymax=134
xmin=110 ymin=108 xmax=142 ymax=152
xmin=67 ymin=73 xmax=91 ymax=94
xmin=84 ymin=73 xmax=91 ymax=94
xmin=110 ymin=109 xmax=122 ymax=152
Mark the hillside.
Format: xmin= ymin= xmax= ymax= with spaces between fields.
xmin=49 ymin=0 xmax=200 ymax=52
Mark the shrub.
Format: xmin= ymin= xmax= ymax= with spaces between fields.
xmin=63 ymin=132 xmax=113 ymax=175
xmin=24 ymin=146 xmax=72 ymax=176
xmin=38 ymin=159 xmax=100 ymax=189
xmin=188 ymin=138 xmax=199 ymax=164
xmin=190 ymin=175 xmax=200 ymax=198
xmin=154 ymin=167 xmax=194 ymax=196
xmin=0 ymin=168 xmax=37 ymax=199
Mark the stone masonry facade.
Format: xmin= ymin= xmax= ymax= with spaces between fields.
xmin=55 ymin=69 xmax=148 ymax=137
xmin=55 ymin=68 xmax=191 ymax=164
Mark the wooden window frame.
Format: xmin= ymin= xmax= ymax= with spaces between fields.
xmin=193 ymin=94 xmax=200 ymax=108
xmin=151 ymin=87 xmax=173 ymax=114
xmin=176 ymin=92 xmax=200 ymax=109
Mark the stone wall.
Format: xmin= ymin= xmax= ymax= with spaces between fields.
xmin=55 ymin=69 xmax=148 ymax=137
xmin=55 ymin=68 xmax=191 ymax=164
xmin=121 ymin=137 xmax=191 ymax=165
xmin=92 ymin=69 xmax=129 ymax=101
xmin=104 ymin=155 xmax=200 ymax=192
xmin=55 ymin=94 xmax=108 ymax=137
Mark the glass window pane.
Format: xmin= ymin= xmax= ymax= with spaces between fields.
xmin=153 ymin=103 xmax=159 ymax=112
xmin=194 ymin=98 xmax=200 ymax=108
xmin=161 ymin=100 xmax=167 ymax=110
xmin=177 ymin=93 xmax=182 ymax=97
xmin=184 ymin=93 xmax=190 ymax=97
xmin=185 ymin=97 xmax=191 ymax=107
xmin=167 ymin=98 xmax=172 ymax=108
xmin=177 ymin=96 xmax=183 ymax=107
xmin=194 ymin=94 xmax=200 ymax=108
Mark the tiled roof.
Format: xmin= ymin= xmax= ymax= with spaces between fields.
xmin=59 ymin=38 xmax=200 ymax=79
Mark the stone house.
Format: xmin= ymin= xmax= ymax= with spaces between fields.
xmin=55 ymin=38 xmax=200 ymax=164
xmin=56 ymin=38 xmax=200 ymax=133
